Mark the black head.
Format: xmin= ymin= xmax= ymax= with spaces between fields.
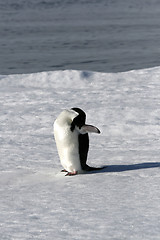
xmin=70 ymin=108 xmax=86 ymax=131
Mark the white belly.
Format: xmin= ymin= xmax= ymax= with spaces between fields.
xmin=54 ymin=117 xmax=82 ymax=173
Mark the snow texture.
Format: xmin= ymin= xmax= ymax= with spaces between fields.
xmin=0 ymin=67 xmax=160 ymax=239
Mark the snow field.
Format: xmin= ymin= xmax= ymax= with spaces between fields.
xmin=0 ymin=67 xmax=160 ymax=239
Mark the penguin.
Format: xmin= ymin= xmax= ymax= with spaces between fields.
xmin=54 ymin=107 xmax=103 ymax=176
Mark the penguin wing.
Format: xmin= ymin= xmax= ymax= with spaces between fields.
xmin=78 ymin=133 xmax=89 ymax=170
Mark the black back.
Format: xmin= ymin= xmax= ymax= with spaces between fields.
xmin=78 ymin=133 xmax=89 ymax=170
xmin=70 ymin=108 xmax=89 ymax=170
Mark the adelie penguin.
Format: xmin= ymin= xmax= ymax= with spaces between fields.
xmin=54 ymin=107 xmax=104 ymax=176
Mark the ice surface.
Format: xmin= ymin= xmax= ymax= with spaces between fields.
xmin=0 ymin=67 xmax=160 ymax=239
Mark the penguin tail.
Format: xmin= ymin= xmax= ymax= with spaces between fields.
xmin=82 ymin=165 xmax=105 ymax=172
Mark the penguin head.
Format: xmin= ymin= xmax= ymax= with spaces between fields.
xmin=70 ymin=108 xmax=100 ymax=134
xmin=71 ymin=108 xmax=86 ymax=130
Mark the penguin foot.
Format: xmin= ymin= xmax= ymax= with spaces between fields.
xmin=61 ymin=169 xmax=68 ymax=172
xmin=65 ymin=171 xmax=78 ymax=176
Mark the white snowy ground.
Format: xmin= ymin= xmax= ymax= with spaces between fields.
xmin=0 ymin=67 xmax=160 ymax=239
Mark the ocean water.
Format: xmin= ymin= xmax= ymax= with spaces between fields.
xmin=1 ymin=0 xmax=160 ymax=75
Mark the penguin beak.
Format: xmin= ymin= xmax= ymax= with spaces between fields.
xmin=78 ymin=124 xmax=100 ymax=134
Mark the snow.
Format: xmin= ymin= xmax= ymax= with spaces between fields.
xmin=0 ymin=67 xmax=160 ymax=239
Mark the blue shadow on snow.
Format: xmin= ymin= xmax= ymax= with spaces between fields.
xmin=89 ymin=162 xmax=160 ymax=174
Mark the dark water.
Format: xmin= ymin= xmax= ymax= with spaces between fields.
xmin=1 ymin=0 xmax=160 ymax=75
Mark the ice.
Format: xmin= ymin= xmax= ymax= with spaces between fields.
xmin=0 ymin=67 xmax=160 ymax=239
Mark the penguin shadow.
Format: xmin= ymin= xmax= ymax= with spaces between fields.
xmin=87 ymin=162 xmax=160 ymax=174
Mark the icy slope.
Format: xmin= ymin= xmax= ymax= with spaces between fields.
xmin=0 ymin=68 xmax=160 ymax=239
